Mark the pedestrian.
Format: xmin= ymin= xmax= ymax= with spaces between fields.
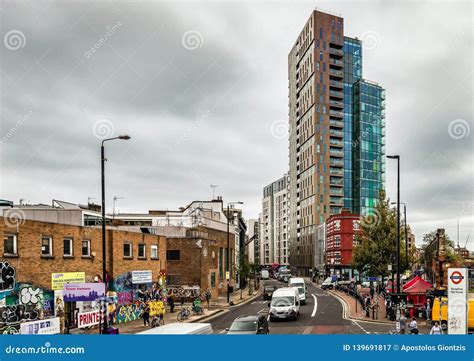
xmin=142 ymin=303 xmax=150 ymax=326
xmin=399 ymin=313 xmax=407 ymax=334
xmin=205 ymin=289 xmax=211 ymax=310
xmin=370 ymin=285 xmax=375 ymax=300
xmin=168 ymin=293 xmax=175 ymax=313
xmin=409 ymin=317 xmax=418 ymax=334
xmin=426 ymin=299 xmax=431 ymax=321
xmin=365 ymin=296 xmax=371 ymax=317
xmin=430 ymin=321 xmax=442 ymax=335
xmin=385 ymin=299 xmax=391 ymax=318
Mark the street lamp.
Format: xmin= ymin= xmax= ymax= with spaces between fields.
xmin=101 ymin=135 xmax=130 ymax=334
xmin=387 ymin=155 xmax=401 ymax=295
xmin=226 ymin=201 xmax=243 ymax=304
xmin=392 ymin=201 xmax=408 ymax=269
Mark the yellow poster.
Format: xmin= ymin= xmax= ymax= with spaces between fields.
xmin=51 ymin=272 xmax=86 ymax=290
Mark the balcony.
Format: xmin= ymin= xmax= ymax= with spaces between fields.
xmin=330 ymin=178 xmax=344 ymax=186
xmin=329 ymin=90 xmax=343 ymax=99
xmin=330 ymin=158 xmax=344 ymax=167
xmin=330 ymin=69 xmax=343 ymax=78
xmin=330 ymin=196 xmax=344 ymax=205
xmin=330 ymin=139 xmax=343 ymax=147
xmin=330 ymin=187 xmax=344 ymax=196
xmin=330 ymin=168 xmax=343 ymax=176
xmin=329 ymin=58 xmax=343 ymax=67
xmin=330 ymin=119 xmax=344 ymax=127
xmin=330 ymin=100 xmax=344 ymax=108
xmin=330 ymin=110 xmax=343 ymax=118
xmin=329 ymin=48 xmax=343 ymax=57
xmin=329 ymin=149 xmax=343 ymax=157
xmin=330 ymin=80 xmax=343 ymax=89
xmin=330 ymin=129 xmax=343 ymax=138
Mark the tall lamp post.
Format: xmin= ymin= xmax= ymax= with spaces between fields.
xmin=392 ymin=201 xmax=408 ymax=269
xmin=387 ymin=155 xmax=400 ymax=294
xmin=101 ymin=135 xmax=130 ymax=334
xmin=226 ymin=201 xmax=243 ymax=304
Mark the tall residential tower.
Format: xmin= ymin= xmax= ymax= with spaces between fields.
xmin=288 ymin=10 xmax=385 ymax=276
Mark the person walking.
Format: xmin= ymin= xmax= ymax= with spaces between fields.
xmin=142 ymin=303 xmax=150 ymax=326
xmin=370 ymin=285 xmax=375 ymax=300
xmin=168 ymin=293 xmax=175 ymax=313
xmin=430 ymin=321 xmax=443 ymax=335
xmin=399 ymin=313 xmax=407 ymax=334
xmin=426 ymin=299 xmax=432 ymax=321
xmin=409 ymin=317 xmax=418 ymax=334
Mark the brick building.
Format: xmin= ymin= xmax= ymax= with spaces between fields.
xmin=0 ymin=217 xmax=166 ymax=290
xmin=325 ymin=210 xmax=360 ymax=280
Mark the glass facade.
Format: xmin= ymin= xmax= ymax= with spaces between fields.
xmin=342 ymin=37 xmax=362 ymax=211
xmin=352 ymin=80 xmax=386 ymax=215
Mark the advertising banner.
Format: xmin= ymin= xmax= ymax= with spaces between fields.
xmin=63 ymin=283 xmax=105 ymax=302
xmin=51 ymin=272 xmax=86 ymax=290
xmin=447 ymin=268 xmax=468 ymax=334
xmin=132 ymin=270 xmax=152 ymax=284
xmin=77 ymin=310 xmax=103 ymax=328
xmin=20 ymin=317 xmax=60 ymax=335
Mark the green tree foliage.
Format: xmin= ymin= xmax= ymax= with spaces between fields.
xmin=352 ymin=190 xmax=410 ymax=277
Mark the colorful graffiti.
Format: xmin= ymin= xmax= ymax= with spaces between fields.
xmin=115 ymin=301 xmax=145 ymax=324
xmin=117 ymin=291 xmax=132 ymax=304
xmin=0 ymin=261 xmax=16 ymax=292
xmin=0 ymin=304 xmax=39 ymax=323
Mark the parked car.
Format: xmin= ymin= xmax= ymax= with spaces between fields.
xmin=288 ymin=277 xmax=306 ymax=305
xmin=321 ymin=276 xmax=336 ymax=290
xmin=268 ymin=287 xmax=300 ymax=321
xmin=261 ymin=269 xmax=270 ymax=280
xmin=263 ymin=285 xmax=277 ymax=300
xmin=226 ymin=315 xmax=269 ymax=335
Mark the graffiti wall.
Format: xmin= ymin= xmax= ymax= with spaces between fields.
xmin=0 ymin=261 xmax=16 ymax=292
xmin=0 ymin=323 xmax=20 ymax=334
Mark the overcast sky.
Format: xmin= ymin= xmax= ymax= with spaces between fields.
xmin=0 ymin=0 xmax=472 ymax=247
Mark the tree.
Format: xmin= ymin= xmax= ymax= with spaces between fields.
xmin=352 ymin=189 xmax=410 ymax=279
xmin=419 ymin=230 xmax=461 ymax=268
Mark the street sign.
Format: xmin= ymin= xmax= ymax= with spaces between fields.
xmin=367 ymin=277 xmax=378 ymax=282
xmin=448 ymin=268 xmax=468 ymax=335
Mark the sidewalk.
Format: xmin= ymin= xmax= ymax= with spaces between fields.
xmin=71 ymin=286 xmax=261 ymax=335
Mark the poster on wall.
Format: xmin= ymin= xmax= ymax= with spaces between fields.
xmin=132 ymin=270 xmax=152 ymax=284
xmin=20 ymin=317 xmax=60 ymax=335
xmin=63 ymin=283 xmax=105 ymax=302
xmin=51 ymin=272 xmax=86 ymax=290
xmin=448 ymin=268 xmax=468 ymax=335
xmin=77 ymin=310 xmax=103 ymax=328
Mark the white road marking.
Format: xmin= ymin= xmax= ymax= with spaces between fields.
xmin=311 ymin=294 xmax=318 ymax=317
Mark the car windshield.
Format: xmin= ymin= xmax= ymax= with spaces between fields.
xmin=229 ymin=321 xmax=258 ymax=332
xmin=264 ymin=287 xmax=275 ymax=292
xmin=297 ymin=288 xmax=304 ymax=294
xmin=271 ymin=296 xmax=294 ymax=307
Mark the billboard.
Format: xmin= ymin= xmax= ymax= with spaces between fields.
xmin=51 ymin=272 xmax=85 ymax=290
xmin=63 ymin=283 xmax=105 ymax=302
xmin=20 ymin=317 xmax=60 ymax=335
xmin=132 ymin=270 xmax=152 ymax=284
xmin=447 ymin=268 xmax=468 ymax=335
xmin=77 ymin=310 xmax=104 ymax=328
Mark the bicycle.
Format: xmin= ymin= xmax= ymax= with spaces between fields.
xmin=176 ymin=307 xmax=191 ymax=322
xmin=150 ymin=314 xmax=165 ymax=328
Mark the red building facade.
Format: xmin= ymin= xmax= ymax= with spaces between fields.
xmin=325 ymin=210 xmax=360 ymax=279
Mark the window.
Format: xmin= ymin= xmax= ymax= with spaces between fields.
xmin=151 ymin=245 xmax=158 ymax=259
xmin=211 ymin=272 xmax=216 ymax=288
xmin=166 ymin=275 xmax=180 ymax=285
xmin=81 ymin=240 xmax=91 ymax=257
xmin=166 ymin=250 xmax=180 ymax=261
xmin=41 ymin=236 xmax=53 ymax=256
xmin=123 ymin=243 xmax=132 ymax=258
xmin=3 ymin=234 xmax=17 ymax=255
xmin=138 ymin=244 xmax=146 ymax=259
xmin=63 ymin=238 xmax=73 ymax=257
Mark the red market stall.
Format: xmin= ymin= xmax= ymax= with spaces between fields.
xmin=402 ymin=277 xmax=433 ymax=317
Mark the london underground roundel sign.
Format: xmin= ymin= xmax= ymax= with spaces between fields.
xmin=450 ymin=270 xmax=464 ymax=285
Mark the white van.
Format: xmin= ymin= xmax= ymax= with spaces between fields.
xmin=288 ymin=277 xmax=307 ymax=304
xmin=268 ymin=287 xmax=300 ymax=321
xmin=321 ymin=276 xmax=336 ymax=290
xmin=261 ymin=269 xmax=269 ymax=280
xmin=136 ymin=322 xmax=214 ymax=335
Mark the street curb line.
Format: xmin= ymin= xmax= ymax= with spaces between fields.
xmin=229 ymin=290 xmax=263 ymax=309
xmin=190 ymin=309 xmax=226 ymax=323
xmin=327 ymin=289 xmax=394 ymax=326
